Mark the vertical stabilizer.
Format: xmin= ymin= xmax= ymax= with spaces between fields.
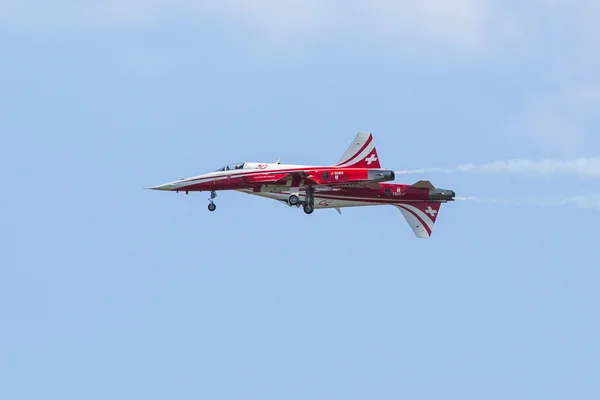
xmin=335 ymin=132 xmax=381 ymax=168
xmin=396 ymin=202 xmax=442 ymax=238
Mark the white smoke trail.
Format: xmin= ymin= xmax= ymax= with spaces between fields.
xmin=396 ymin=157 xmax=600 ymax=178
xmin=395 ymin=168 xmax=438 ymax=175
xmin=453 ymin=158 xmax=600 ymax=178
xmin=456 ymin=194 xmax=600 ymax=210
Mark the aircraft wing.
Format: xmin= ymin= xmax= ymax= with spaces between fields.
xmin=245 ymin=171 xmax=320 ymax=188
xmin=271 ymin=171 xmax=319 ymax=186
xmin=344 ymin=182 xmax=382 ymax=190
xmin=248 ymin=171 xmax=383 ymax=189
xmin=271 ymin=173 xmax=382 ymax=190
xmin=246 ymin=173 xmax=298 ymax=184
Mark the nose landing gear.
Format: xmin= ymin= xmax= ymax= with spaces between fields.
xmin=208 ymin=191 xmax=217 ymax=212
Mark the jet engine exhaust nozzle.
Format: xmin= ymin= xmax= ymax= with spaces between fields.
xmin=368 ymin=170 xmax=396 ymax=183
xmin=429 ymin=188 xmax=455 ymax=201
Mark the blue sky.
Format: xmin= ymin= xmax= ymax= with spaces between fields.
xmin=1 ymin=1 xmax=599 ymax=398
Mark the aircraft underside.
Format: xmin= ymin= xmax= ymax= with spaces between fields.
xmin=237 ymin=188 xmax=431 ymax=210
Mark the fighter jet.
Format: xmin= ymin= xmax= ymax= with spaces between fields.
xmin=149 ymin=133 xmax=455 ymax=237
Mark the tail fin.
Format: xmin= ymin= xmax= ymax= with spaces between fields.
xmin=396 ymin=202 xmax=442 ymax=238
xmin=335 ymin=132 xmax=381 ymax=168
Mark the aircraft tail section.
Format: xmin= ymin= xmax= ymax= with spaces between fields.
xmin=335 ymin=132 xmax=381 ymax=168
xmin=396 ymin=202 xmax=442 ymax=238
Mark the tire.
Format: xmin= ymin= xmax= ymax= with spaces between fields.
xmin=208 ymin=203 xmax=216 ymax=212
xmin=303 ymin=204 xmax=314 ymax=215
xmin=288 ymin=194 xmax=299 ymax=206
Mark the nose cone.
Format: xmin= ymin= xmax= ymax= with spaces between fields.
xmin=148 ymin=183 xmax=174 ymax=191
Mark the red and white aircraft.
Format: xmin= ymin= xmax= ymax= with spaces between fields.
xmin=150 ymin=133 xmax=455 ymax=238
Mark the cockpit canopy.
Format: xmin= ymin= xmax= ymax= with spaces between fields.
xmin=215 ymin=163 xmax=247 ymax=172
xmin=214 ymin=162 xmax=267 ymax=172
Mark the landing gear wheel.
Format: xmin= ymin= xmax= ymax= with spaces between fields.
xmin=288 ymin=194 xmax=299 ymax=206
xmin=207 ymin=190 xmax=217 ymax=212
xmin=304 ymin=186 xmax=315 ymax=214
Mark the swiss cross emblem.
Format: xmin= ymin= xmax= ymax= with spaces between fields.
xmin=365 ymin=154 xmax=378 ymax=165
xmin=425 ymin=206 xmax=437 ymax=217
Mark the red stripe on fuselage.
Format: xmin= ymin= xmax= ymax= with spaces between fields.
xmin=179 ymin=167 xmax=312 ymax=184
xmin=267 ymin=190 xmax=436 ymax=205
xmin=314 ymin=194 xmax=431 ymax=205
xmin=175 ymin=165 xmax=387 ymax=192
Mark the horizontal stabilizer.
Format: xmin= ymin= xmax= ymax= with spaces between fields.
xmin=411 ymin=180 xmax=435 ymax=189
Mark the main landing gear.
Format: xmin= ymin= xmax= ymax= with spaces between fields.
xmin=303 ymin=204 xmax=314 ymax=214
xmin=288 ymin=194 xmax=300 ymax=206
xmin=287 ymin=188 xmax=315 ymax=214
xmin=208 ymin=190 xmax=217 ymax=212
xmin=302 ymin=187 xmax=315 ymax=215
